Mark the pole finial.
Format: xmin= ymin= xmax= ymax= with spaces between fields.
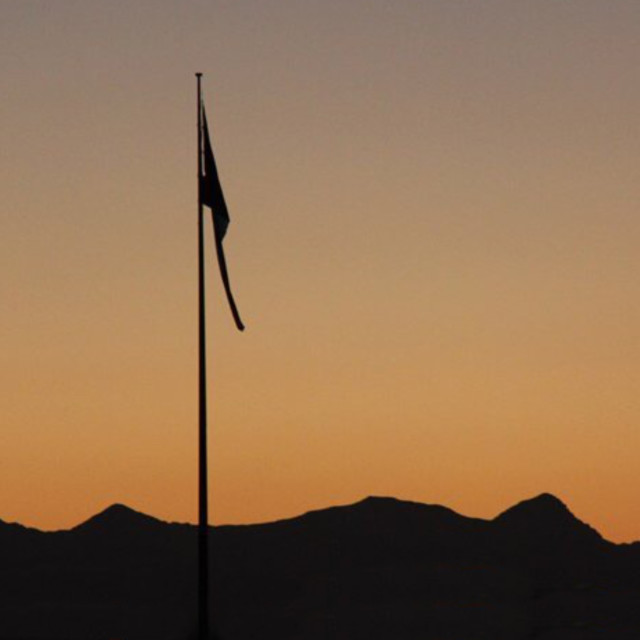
xmin=196 ymin=72 xmax=203 ymax=77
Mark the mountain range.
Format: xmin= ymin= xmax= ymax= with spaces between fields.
xmin=1 ymin=494 xmax=639 ymax=639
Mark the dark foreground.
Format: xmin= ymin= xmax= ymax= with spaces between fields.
xmin=1 ymin=494 xmax=640 ymax=639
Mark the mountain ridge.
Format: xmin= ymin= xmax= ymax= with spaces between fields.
xmin=1 ymin=492 xmax=621 ymax=541
xmin=0 ymin=492 xmax=639 ymax=639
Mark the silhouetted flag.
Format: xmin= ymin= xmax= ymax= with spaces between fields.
xmin=200 ymin=104 xmax=245 ymax=331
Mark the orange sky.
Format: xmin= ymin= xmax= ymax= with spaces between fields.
xmin=2 ymin=1 xmax=640 ymax=542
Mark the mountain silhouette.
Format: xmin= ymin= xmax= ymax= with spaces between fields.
xmin=495 ymin=493 xmax=602 ymax=539
xmin=73 ymin=503 xmax=161 ymax=531
xmin=494 ymin=493 xmax=606 ymax=555
xmin=1 ymin=494 xmax=639 ymax=639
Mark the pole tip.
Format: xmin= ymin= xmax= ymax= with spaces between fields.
xmin=196 ymin=72 xmax=203 ymax=77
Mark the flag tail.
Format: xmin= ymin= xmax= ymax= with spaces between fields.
xmin=213 ymin=229 xmax=245 ymax=332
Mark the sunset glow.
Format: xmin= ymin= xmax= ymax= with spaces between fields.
xmin=2 ymin=1 xmax=640 ymax=542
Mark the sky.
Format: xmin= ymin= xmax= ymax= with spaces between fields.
xmin=2 ymin=0 xmax=640 ymax=542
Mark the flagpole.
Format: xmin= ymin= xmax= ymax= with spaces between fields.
xmin=196 ymin=71 xmax=211 ymax=640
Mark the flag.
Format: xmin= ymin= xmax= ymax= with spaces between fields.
xmin=200 ymin=103 xmax=245 ymax=331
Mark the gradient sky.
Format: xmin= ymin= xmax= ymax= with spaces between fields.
xmin=2 ymin=0 xmax=640 ymax=542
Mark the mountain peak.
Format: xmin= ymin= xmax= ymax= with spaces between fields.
xmin=494 ymin=493 xmax=603 ymax=547
xmin=347 ymin=495 xmax=466 ymax=520
xmin=357 ymin=495 xmax=411 ymax=507
xmin=501 ymin=492 xmax=568 ymax=515
xmin=494 ymin=493 xmax=576 ymax=525
xmin=73 ymin=503 xmax=161 ymax=534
